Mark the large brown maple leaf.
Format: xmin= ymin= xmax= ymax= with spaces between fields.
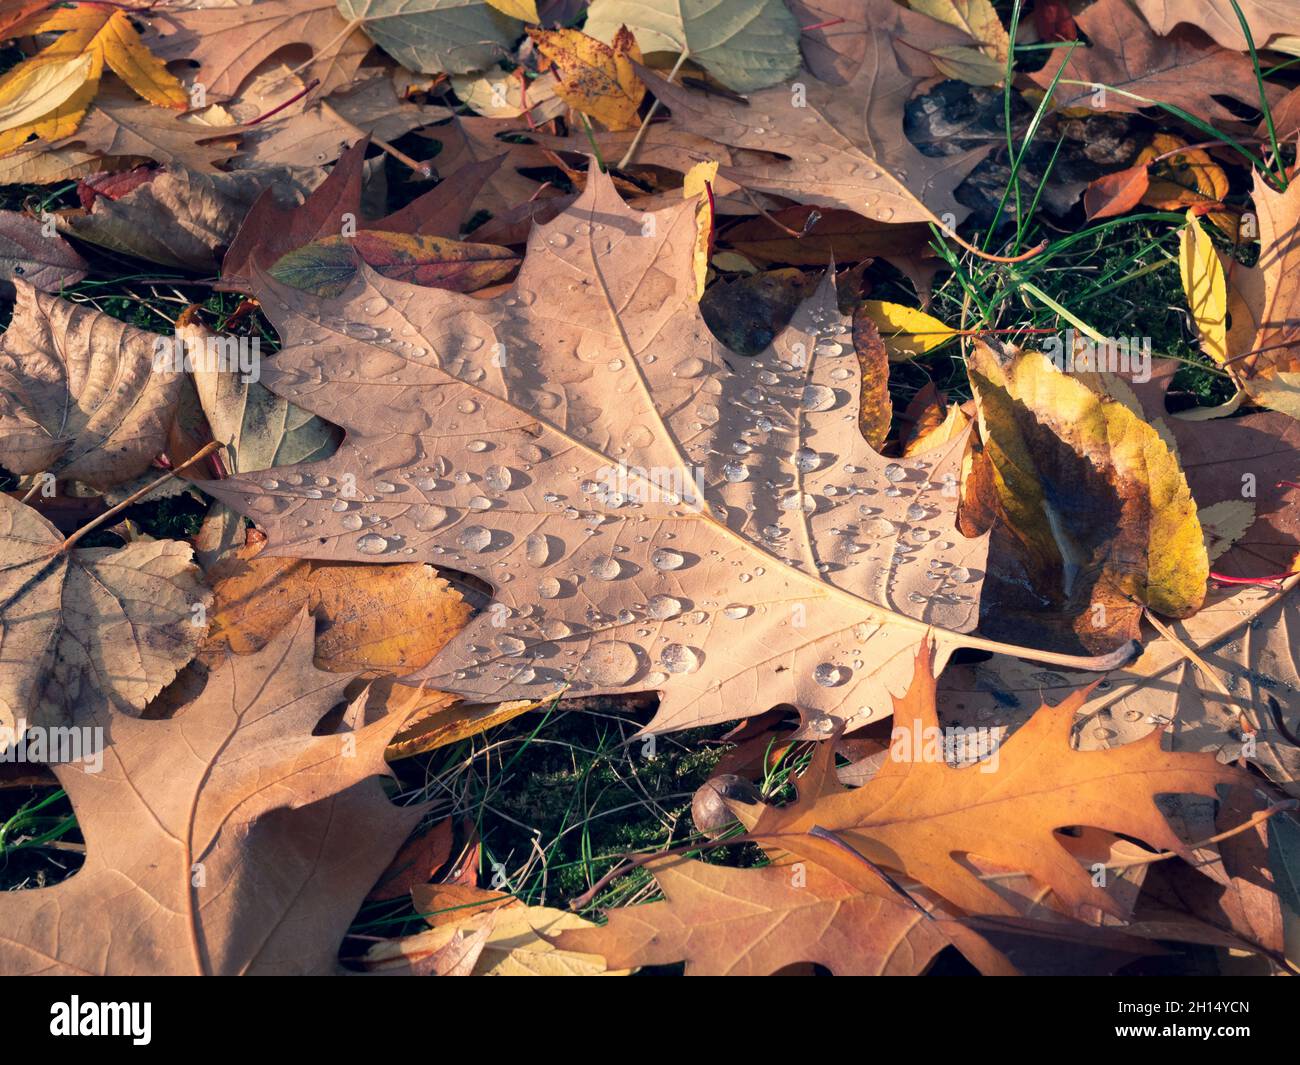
xmin=207 ymin=169 xmax=1130 ymax=734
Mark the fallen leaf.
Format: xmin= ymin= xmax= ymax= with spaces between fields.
xmin=0 ymin=492 xmax=209 ymax=742
xmin=449 ymin=69 xmax=565 ymax=122
xmin=1132 ymin=0 xmax=1296 ymax=51
xmin=558 ymin=854 xmax=1017 ymax=975
xmin=232 ymin=73 xmax=450 ymax=168
xmin=369 ymin=819 xmax=454 ymax=901
xmin=201 ymin=541 xmax=471 ymax=674
xmin=1180 ymin=210 xmax=1229 ymax=367
xmin=221 ymin=137 xmax=500 ymax=291
xmin=749 ymin=639 xmax=1246 ymax=918
xmin=1082 ymin=164 xmax=1150 ymax=220
xmin=0 ymin=282 xmax=184 ymax=489
xmin=1224 ymin=174 xmax=1300 ymax=417
xmin=0 ymin=210 xmax=87 ymax=295
xmin=336 ymin=0 xmax=523 ymax=75
xmin=585 ymin=0 xmax=801 ymax=92
xmin=638 ymin=0 xmax=993 ymax=226
xmin=205 ymin=169 xmax=1020 ymax=737
xmin=31 ymin=88 xmax=244 ymax=172
xmin=529 ymin=26 xmax=645 ymax=131
xmin=268 ymin=230 xmax=519 ymax=297
xmin=144 ymin=0 xmax=373 ymax=102
xmin=0 ymin=3 xmax=186 ymax=156
xmin=859 ymin=300 xmax=960 ymax=360
xmin=55 ymin=164 xmax=318 ymax=272
xmin=1029 ymin=0 xmax=1282 ymax=126
xmin=682 ymin=158 xmax=717 ymax=299
xmin=0 ymin=610 xmax=419 ymax=974
xmin=969 ymin=341 xmax=1207 ymax=650
xmin=1130 ymin=359 xmax=1300 ymax=581
xmin=364 ymin=901 xmax=631 ymax=975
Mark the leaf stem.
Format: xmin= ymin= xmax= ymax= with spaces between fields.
xmin=57 ymin=440 xmax=221 ymax=554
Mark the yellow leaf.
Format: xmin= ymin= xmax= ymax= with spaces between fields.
xmin=911 ymin=0 xmax=1009 ymax=61
xmin=0 ymin=52 xmax=94 ymax=132
xmin=98 ymin=9 xmax=189 ymax=109
xmin=684 ymin=160 xmax=718 ymax=300
xmin=859 ymin=300 xmax=959 ymax=360
xmin=0 ymin=5 xmax=184 ymax=156
xmin=970 ymin=343 xmax=1207 ymax=621
xmin=528 ymin=26 xmax=645 ymax=131
xmin=1179 ymin=210 xmax=1228 ymax=366
xmin=485 ymin=0 xmax=540 ymax=21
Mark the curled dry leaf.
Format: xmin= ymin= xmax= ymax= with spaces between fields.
xmin=0 ymin=492 xmax=209 ymax=741
xmin=364 ymin=896 xmax=630 ymax=976
xmin=203 ymin=169 xmax=1043 ymax=738
xmin=0 ymin=610 xmax=419 ymax=975
xmin=56 ymin=164 xmax=320 ymax=272
xmin=0 ymin=209 xmax=87 ymax=296
xmin=967 ymin=340 xmax=1208 ymax=650
xmin=0 ymin=282 xmax=184 ymax=489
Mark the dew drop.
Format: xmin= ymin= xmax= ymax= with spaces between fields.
xmin=660 ymin=643 xmax=701 ymax=674
xmin=457 ymin=525 xmax=493 ymax=552
xmin=813 ymin=663 xmax=846 ymax=687
xmin=356 ymin=533 xmax=389 ymax=555
xmin=582 ymin=641 xmax=640 ymax=685
xmin=647 ymin=594 xmax=683 ymax=620
xmin=652 ymin=548 xmax=685 ymax=571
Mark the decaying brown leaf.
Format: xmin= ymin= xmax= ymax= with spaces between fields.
xmin=1030 ymin=0 xmax=1283 ymax=126
xmin=0 ymin=209 xmax=87 ymax=295
xmin=0 ymin=611 xmax=418 ymax=974
xmin=0 ymin=492 xmax=209 ymax=741
xmin=0 ymin=282 xmax=184 ymax=489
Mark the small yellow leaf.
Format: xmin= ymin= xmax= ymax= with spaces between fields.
xmin=1179 ymin=210 xmax=1228 ymax=366
xmin=684 ymin=160 xmax=718 ymax=300
xmin=485 ymin=0 xmax=539 ymax=21
xmin=859 ymin=300 xmax=959 ymax=360
xmin=529 ymin=26 xmax=645 ymax=131
xmin=99 ymin=9 xmax=188 ymax=110
xmin=0 ymin=52 xmax=95 ymax=132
